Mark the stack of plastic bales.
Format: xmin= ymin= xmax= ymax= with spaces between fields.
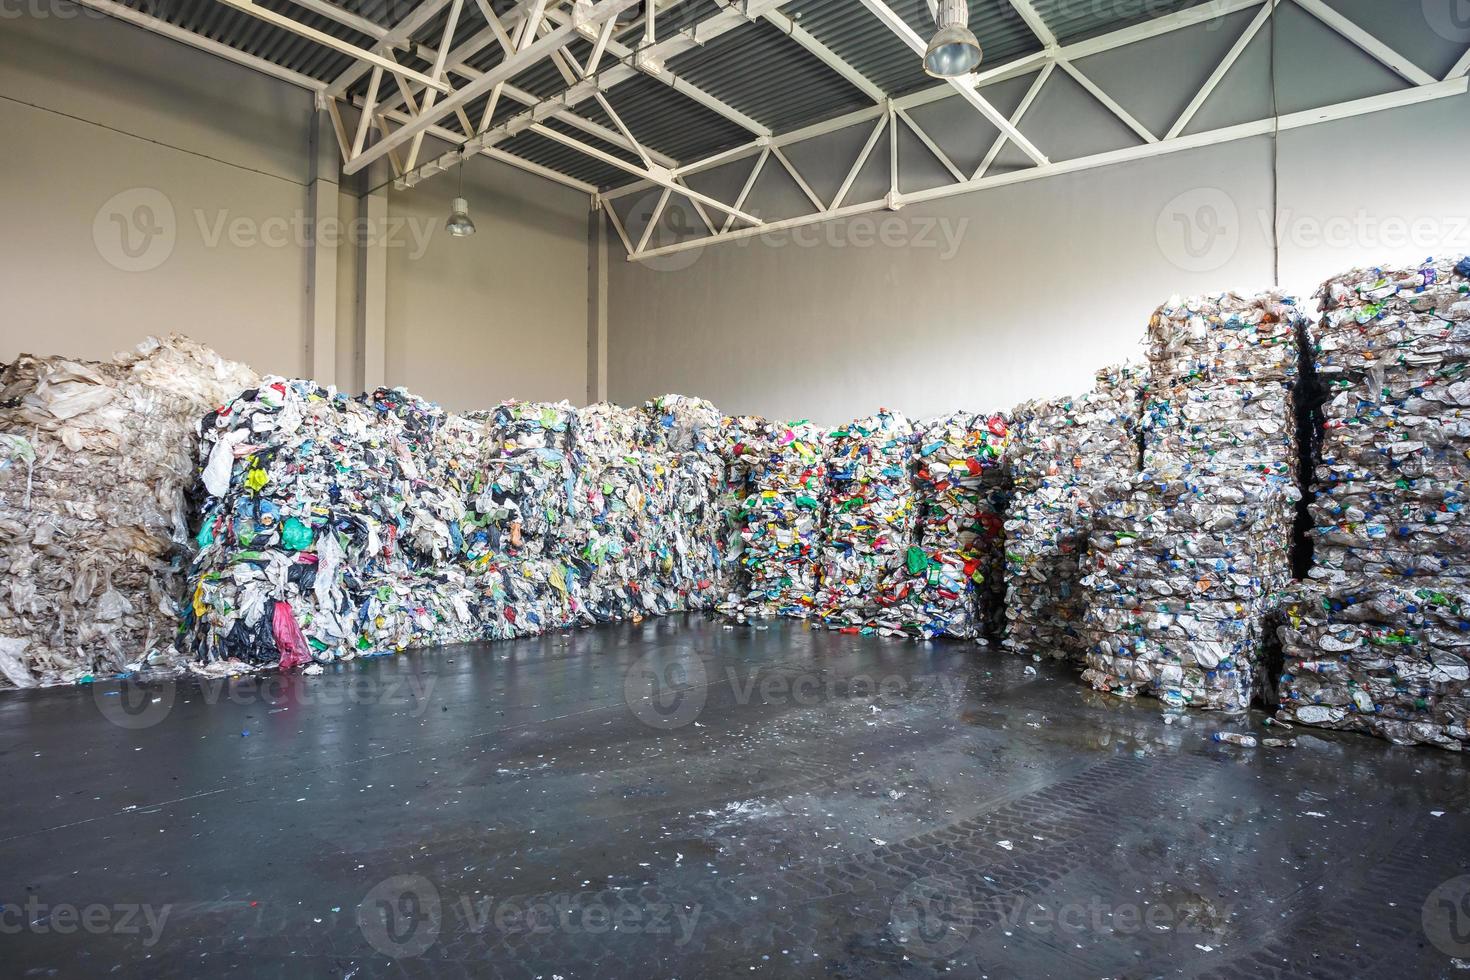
xmin=185 ymin=378 xmax=419 ymax=666
xmin=1082 ymin=293 xmax=1303 ymax=711
xmin=815 ymin=410 xmax=916 ymax=629
xmin=714 ymin=415 xmax=770 ymax=601
xmin=575 ymin=402 xmax=660 ymax=622
xmin=1276 ymin=256 xmax=1470 ymax=748
xmin=475 ymin=400 xmax=587 ymax=635
xmin=357 ymin=387 xmax=485 ymax=647
xmin=868 ymin=412 xmax=1010 ymax=639
xmin=722 ymin=421 xmax=828 ymax=619
xmin=642 ymin=395 xmax=726 ymax=613
xmin=0 ymin=337 xmax=258 ymax=687
xmin=1004 ymin=365 xmax=1144 ymax=659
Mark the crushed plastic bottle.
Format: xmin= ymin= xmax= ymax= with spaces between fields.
xmin=1276 ymin=256 xmax=1470 ymax=750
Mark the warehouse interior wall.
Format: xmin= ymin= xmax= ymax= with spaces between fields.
xmin=0 ymin=10 xmax=315 ymax=378
xmin=603 ymin=4 xmax=1470 ymax=424
xmin=383 ymin=158 xmax=592 ymax=411
xmin=0 ymin=11 xmax=592 ymax=410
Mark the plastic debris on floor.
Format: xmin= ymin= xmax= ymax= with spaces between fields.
xmin=1276 ymin=256 xmax=1470 ymax=748
xmin=721 ymin=421 xmax=829 ymax=620
xmin=1004 ymin=364 xmax=1146 ymax=660
xmin=0 ymin=336 xmax=258 ymax=688
xmin=1082 ymin=292 xmax=1304 ymax=711
xmin=869 ymin=412 xmax=1010 ymax=639
xmin=814 ymin=410 xmax=916 ymax=629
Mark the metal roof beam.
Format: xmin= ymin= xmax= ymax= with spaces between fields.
xmin=213 ymin=0 xmax=454 ymax=92
xmin=343 ymin=0 xmax=643 ymax=175
xmin=762 ymin=8 xmax=887 ymax=104
xmin=630 ymin=75 xmax=1468 ymax=261
xmin=605 ymin=0 xmax=1269 ymax=201
xmin=1292 ymin=0 xmax=1436 ymax=87
xmin=358 ymin=1 xmax=678 ymax=169
xmin=1006 ymin=0 xmax=1057 ymax=48
xmin=855 ymin=0 xmax=1049 ymax=165
xmin=326 ymin=0 xmax=457 ymax=98
xmin=543 ymin=6 xmax=770 ymax=135
xmin=74 ymin=0 xmax=326 ymax=92
xmin=366 ymin=97 xmax=599 ymax=193
xmin=395 ymin=0 xmax=794 ymax=190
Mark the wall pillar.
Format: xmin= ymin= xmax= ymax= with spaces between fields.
xmin=305 ymin=105 xmax=339 ymax=383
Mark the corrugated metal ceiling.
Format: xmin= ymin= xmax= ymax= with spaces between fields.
xmin=100 ymin=0 xmax=1219 ymax=190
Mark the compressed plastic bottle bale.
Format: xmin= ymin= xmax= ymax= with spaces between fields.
xmin=1271 ymin=256 xmax=1470 ymax=748
xmin=868 ymin=411 xmax=1009 ymax=640
xmin=641 ymin=393 xmax=723 ymax=453
xmin=1079 ymin=475 xmax=1300 ymax=710
xmin=1003 ymin=365 xmax=1145 ymax=661
xmin=815 ymin=410 xmax=916 ymax=629
xmin=647 ymin=450 xmax=725 ymax=612
xmin=186 ymin=379 xmax=402 ymax=665
xmin=1079 ymin=293 xmax=1304 ymax=710
xmin=0 ymin=336 xmax=258 ymax=687
xmin=720 ymin=421 xmax=829 ymax=620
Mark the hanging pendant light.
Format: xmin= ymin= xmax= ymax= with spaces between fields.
xmin=924 ymin=0 xmax=982 ymax=78
xmin=446 ymin=158 xmax=476 ymax=238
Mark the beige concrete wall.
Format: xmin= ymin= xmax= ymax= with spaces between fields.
xmin=0 ymin=12 xmax=592 ymax=409
xmin=383 ymin=159 xmax=592 ymax=412
xmin=0 ymin=11 xmax=315 ymax=377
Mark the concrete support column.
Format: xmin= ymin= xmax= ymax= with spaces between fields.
xmin=357 ymin=180 xmax=388 ymax=393
xmin=587 ymin=201 xmax=608 ymax=404
xmin=305 ymin=106 xmax=339 ymax=383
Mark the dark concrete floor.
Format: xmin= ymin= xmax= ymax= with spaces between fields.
xmin=2 ymin=617 xmax=1468 ymax=979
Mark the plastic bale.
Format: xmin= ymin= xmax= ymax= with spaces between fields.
xmin=1003 ymin=364 xmax=1145 ymax=661
xmin=721 ymin=421 xmax=829 ymax=620
xmin=185 ymin=379 xmax=427 ymax=667
xmin=815 ymin=410 xmax=917 ymax=630
xmin=867 ymin=411 xmax=1010 ymax=640
xmin=0 ymin=336 xmax=258 ymax=687
xmin=1080 ymin=292 xmax=1305 ymax=711
xmin=1274 ymin=256 xmax=1470 ymax=748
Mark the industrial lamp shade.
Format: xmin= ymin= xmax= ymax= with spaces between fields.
xmin=446 ymin=197 xmax=477 ymax=238
xmin=924 ymin=0 xmax=982 ymax=78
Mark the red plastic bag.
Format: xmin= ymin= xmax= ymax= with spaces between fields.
xmin=272 ymin=600 xmax=312 ymax=670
